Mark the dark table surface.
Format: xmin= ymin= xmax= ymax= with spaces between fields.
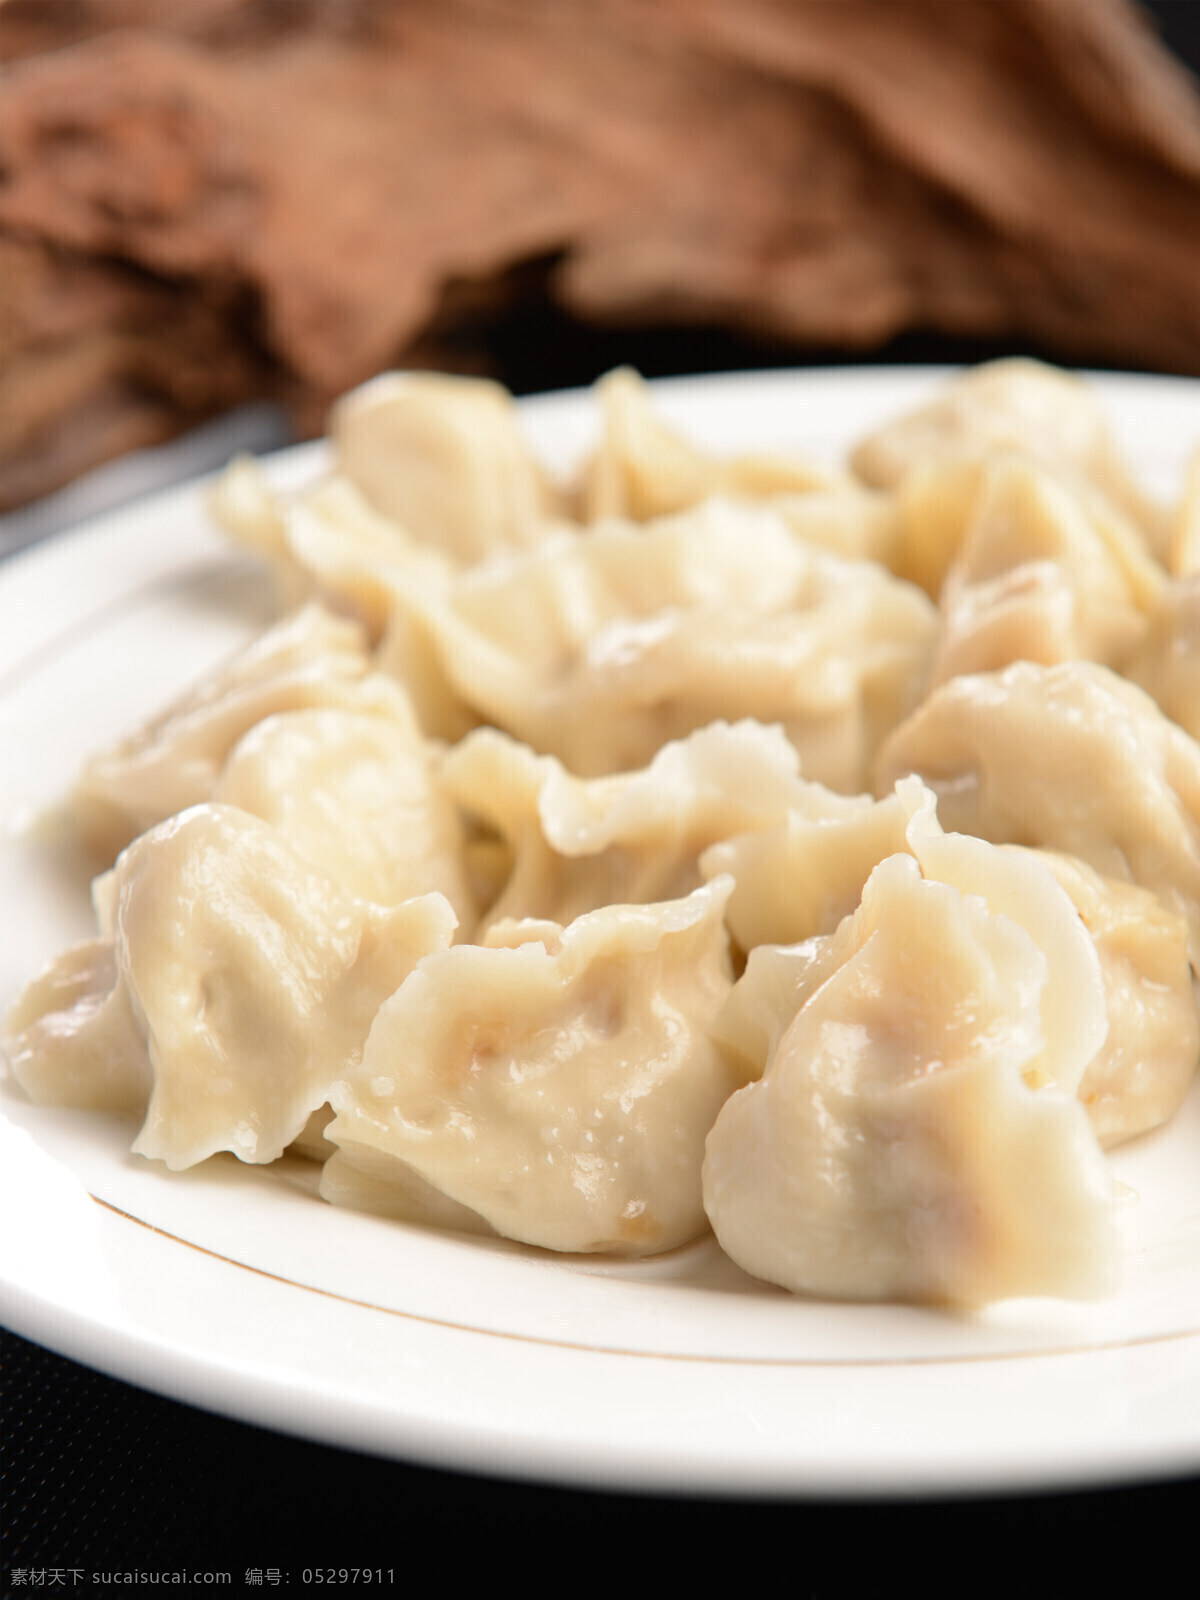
xmin=7 ymin=2 xmax=1200 ymax=1583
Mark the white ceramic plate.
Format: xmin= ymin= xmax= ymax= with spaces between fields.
xmin=4 ymin=367 xmax=1200 ymax=1500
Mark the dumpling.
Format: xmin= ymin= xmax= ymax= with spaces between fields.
xmin=73 ymin=603 xmax=417 ymax=859
xmin=209 ymin=460 xmax=460 ymax=631
xmin=6 ymin=805 xmax=457 ymax=1170
xmin=442 ymin=719 xmax=815 ymax=934
xmin=580 ymin=366 xmax=845 ymax=522
xmin=714 ymin=777 xmax=1109 ymax=1096
xmin=1125 ymin=577 xmax=1200 ymax=743
xmin=700 ymin=787 xmax=911 ymax=953
xmin=1169 ymin=448 xmax=1200 ymax=577
xmin=327 ymin=880 xmax=740 ymax=1255
xmin=3 ymin=936 xmax=150 ymax=1114
xmin=875 ymin=660 xmax=1200 ymax=964
xmin=931 ymin=457 xmax=1157 ymax=685
xmin=213 ymin=706 xmax=476 ymax=924
xmin=282 ymin=476 xmax=458 ymax=639
xmin=851 ymin=358 xmax=1166 ymax=561
xmin=378 ymin=500 xmax=938 ymax=790
xmin=769 ymin=487 xmax=901 ymax=569
xmin=703 ymin=808 xmax=1115 ymax=1305
xmin=330 ymin=371 xmax=563 ymax=563
xmin=1033 ymin=850 xmax=1198 ymax=1149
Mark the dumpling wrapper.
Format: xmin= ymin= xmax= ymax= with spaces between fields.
xmin=4 ymin=936 xmax=150 ymax=1115
xmin=283 ymin=476 xmax=457 ymax=638
xmin=897 ymin=779 xmax=1107 ymax=1096
xmin=703 ymin=848 xmax=1116 ymax=1307
xmin=327 ymin=879 xmax=740 ymax=1256
xmin=209 ymin=458 xmax=459 ymax=638
xmin=6 ymin=805 xmax=457 ymax=1170
xmin=904 ymin=782 xmax=1199 ymax=1147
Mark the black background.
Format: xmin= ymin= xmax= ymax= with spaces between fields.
xmin=6 ymin=2 xmax=1200 ymax=1585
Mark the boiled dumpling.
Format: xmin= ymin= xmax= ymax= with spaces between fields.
xmin=331 ymin=371 xmax=563 ymax=563
xmin=703 ymin=828 xmax=1116 ymax=1305
xmin=1125 ymin=577 xmax=1200 ymax=743
xmin=714 ymin=780 xmax=1108 ymax=1098
xmin=73 ymin=604 xmax=417 ymax=859
xmin=875 ymin=660 xmax=1200 ymax=964
xmin=4 ymin=937 xmax=150 ymax=1114
xmin=852 ymin=357 xmax=1166 ymax=563
xmin=125 ymin=808 xmax=456 ymax=1169
xmin=7 ymin=805 xmax=456 ymax=1170
xmin=214 ymin=706 xmax=475 ymax=924
xmin=1033 ymin=850 xmax=1198 ymax=1148
xmin=581 ymin=366 xmax=845 ymax=521
xmin=931 ymin=457 xmax=1158 ymax=685
xmin=327 ymin=880 xmax=740 ymax=1255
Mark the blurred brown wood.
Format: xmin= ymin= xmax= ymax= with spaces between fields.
xmin=3 ymin=0 xmax=1200 ymax=509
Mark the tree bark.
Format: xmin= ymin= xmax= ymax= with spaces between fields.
xmin=3 ymin=0 xmax=1199 ymax=508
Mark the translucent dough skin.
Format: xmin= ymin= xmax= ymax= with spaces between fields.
xmin=329 ymin=882 xmax=740 ymax=1256
xmin=702 ymin=856 xmax=1116 ymax=1306
xmin=897 ymin=779 xmax=1108 ymax=1099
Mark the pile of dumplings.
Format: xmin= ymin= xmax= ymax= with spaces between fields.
xmin=6 ymin=359 xmax=1200 ymax=1308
